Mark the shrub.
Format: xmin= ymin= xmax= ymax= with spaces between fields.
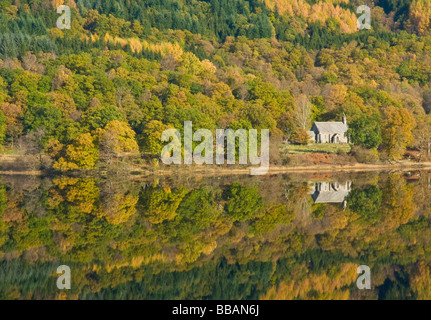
xmin=351 ymin=146 xmax=379 ymax=164
xmin=291 ymin=128 xmax=311 ymax=145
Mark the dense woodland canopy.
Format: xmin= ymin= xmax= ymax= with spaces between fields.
xmin=3 ymin=0 xmax=431 ymax=300
xmin=0 ymin=0 xmax=431 ymax=168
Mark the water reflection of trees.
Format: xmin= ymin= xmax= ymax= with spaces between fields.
xmin=0 ymin=172 xmax=430 ymax=300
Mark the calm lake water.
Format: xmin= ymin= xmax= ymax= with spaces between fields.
xmin=1 ymin=171 xmax=431 ymax=300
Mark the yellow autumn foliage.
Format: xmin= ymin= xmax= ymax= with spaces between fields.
xmin=261 ymin=263 xmax=357 ymax=300
xmin=408 ymin=0 xmax=431 ymax=35
xmin=261 ymin=0 xmax=357 ymax=33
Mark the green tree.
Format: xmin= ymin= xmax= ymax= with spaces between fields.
xmin=348 ymin=114 xmax=382 ymax=149
xmin=0 ymin=110 xmax=6 ymax=145
xmin=223 ymin=183 xmax=263 ymax=221
xmin=141 ymin=120 xmax=171 ymax=154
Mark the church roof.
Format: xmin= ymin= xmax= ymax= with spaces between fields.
xmin=312 ymin=190 xmax=350 ymax=203
xmin=313 ymin=122 xmax=347 ymax=134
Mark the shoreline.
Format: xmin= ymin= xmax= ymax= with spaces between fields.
xmin=1 ymin=161 xmax=431 ymax=176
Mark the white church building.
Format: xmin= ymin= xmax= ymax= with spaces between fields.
xmin=307 ymin=115 xmax=349 ymax=144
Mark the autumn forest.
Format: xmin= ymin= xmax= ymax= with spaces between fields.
xmin=2 ymin=0 xmax=431 ymax=301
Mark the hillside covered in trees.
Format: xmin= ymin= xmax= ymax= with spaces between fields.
xmin=0 ymin=0 xmax=431 ymax=169
xmin=4 ymin=0 xmax=431 ymax=302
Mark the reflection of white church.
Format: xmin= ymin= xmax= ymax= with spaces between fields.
xmin=308 ymin=182 xmax=352 ymax=207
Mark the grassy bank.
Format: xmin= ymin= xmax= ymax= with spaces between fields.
xmin=281 ymin=143 xmax=352 ymax=154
